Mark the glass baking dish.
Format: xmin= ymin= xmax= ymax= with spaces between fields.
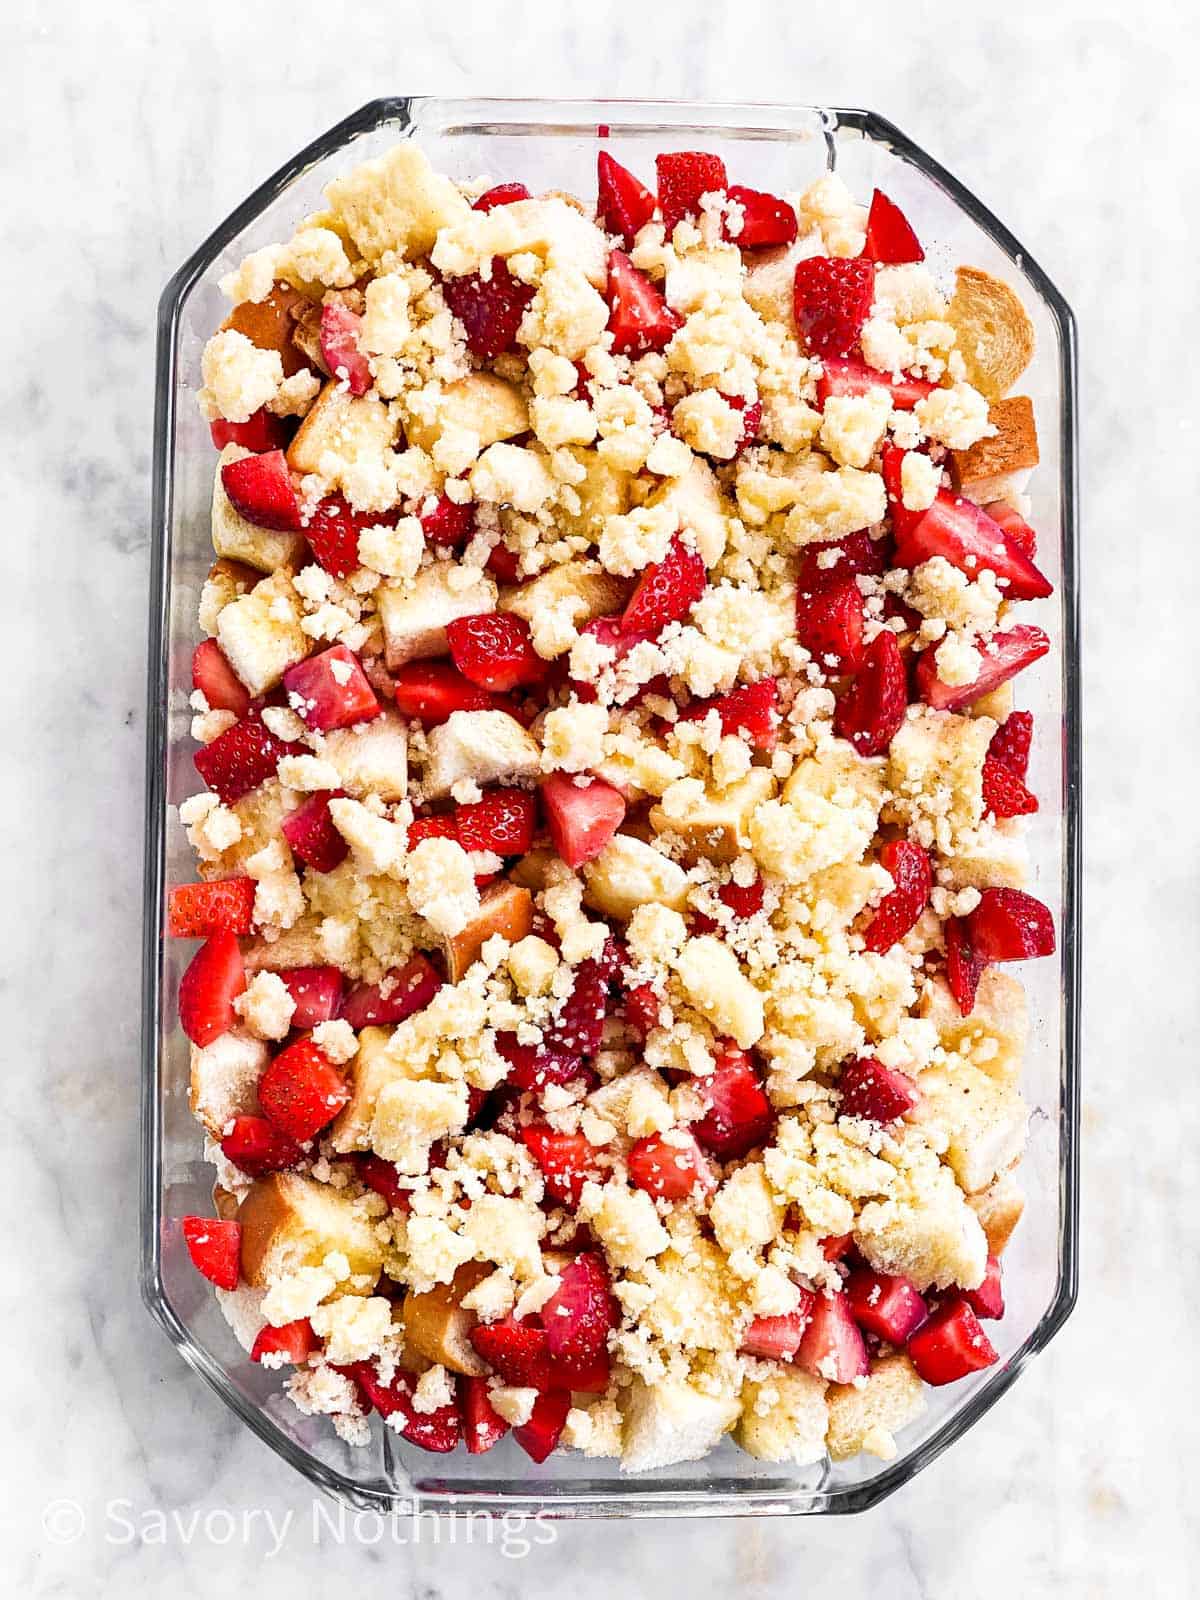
xmin=142 ymin=97 xmax=1080 ymax=1518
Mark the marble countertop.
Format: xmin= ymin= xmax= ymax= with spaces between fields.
xmin=5 ymin=1 xmax=1194 ymax=1594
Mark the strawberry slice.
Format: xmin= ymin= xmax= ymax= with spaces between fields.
xmin=796 ymin=1288 xmax=869 ymax=1383
xmin=513 ymin=1389 xmax=571 ymax=1464
xmin=793 ymin=256 xmax=875 ymax=358
xmin=442 ymin=258 xmax=535 ymax=361
xmin=194 ymin=713 xmax=298 ymax=804
xmin=278 ymin=965 xmax=344 ymax=1027
xmin=597 ymin=151 xmax=656 ymax=245
xmin=982 ymin=754 xmax=1038 ymax=818
xmin=220 ymin=449 xmax=302 ymax=532
xmin=251 ymin=1317 xmax=319 ymax=1365
xmin=945 ymin=916 xmax=986 ymax=1016
xmin=446 ymin=611 xmax=548 ymax=692
xmin=915 ymin=624 xmax=1050 ymax=713
xmin=722 ymin=391 xmax=763 ymax=451
xmin=862 ymin=838 xmax=932 ymax=952
xmin=837 ymin=1056 xmax=920 ymax=1124
xmin=881 ymin=442 xmax=927 ymax=545
xmin=179 ymin=930 xmax=246 ymax=1046
xmin=628 ymin=1132 xmax=716 ymax=1199
xmin=719 ymin=876 xmax=765 ymax=919
xmin=967 ymin=888 xmax=1055 ymax=963
xmin=390 ymin=662 xmax=507 ymax=725
xmin=541 ymin=773 xmax=626 ymax=868
xmin=821 ymin=1232 xmax=857 ymax=1262
xmin=833 ymin=628 xmax=907 ymax=757
xmin=623 ymin=982 xmax=664 ymax=1043
xmin=845 ymin=1268 xmax=929 ymax=1344
xmin=459 ymin=1374 xmax=510 ymax=1454
xmin=168 ymin=877 xmax=256 ymax=939
xmin=678 ymin=677 xmax=779 ymax=749
xmin=352 ymin=1152 xmax=410 ymax=1213
xmin=621 ymin=533 xmax=706 ymax=634
xmin=692 ymin=1045 xmax=774 ymax=1159
xmin=983 ymin=499 xmax=1038 ymax=558
xmin=988 ymin=709 xmax=1033 ymax=781
xmin=570 ymin=616 xmax=661 ymax=701
xmin=305 ymin=495 xmax=391 ymax=579
xmin=963 ymin=1254 xmax=1005 ymax=1320
xmin=486 ymin=541 xmax=523 ymax=583
xmin=656 ymin=150 xmax=728 ymax=232
xmin=470 ymin=1318 xmax=556 ymax=1389
xmin=210 ymin=407 xmax=289 ymax=453
xmin=258 ymin=1038 xmax=349 ymax=1143
xmin=907 ymin=1297 xmax=998 ymax=1385
xmin=797 ymin=529 xmax=891 ymax=594
xmin=795 ymin=580 xmax=864 ymax=675
xmin=192 ymin=638 xmax=251 ymax=717
xmin=319 ymin=301 xmax=372 ymax=396
xmin=220 ymin=1114 xmax=301 ymax=1178
xmin=281 ymin=790 xmax=350 ymax=874
xmin=522 ymin=1122 xmax=600 ymax=1206
xmin=406 ymin=814 xmax=459 ymax=851
xmin=862 ymin=189 xmax=925 ymax=264
xmin=606 ymin=249 xmax=682 ymax=356
xmin=349 ymin=1365 xmax=462 ymax=1452
xmin=540 ymin=1253 xmax=615 ymax=1389
xmin=739 ymin=1300 xmax=815 ymax=1362
xmin=497 ymin=1035 xmax=584 ymax=1095
xmin=473 ymin=182 xmax=532 ymax=211
xmin=339 ymin=954 xmax=442 ymax=1029
xmin=455 ymin=787 xmax=537 ymax=856
xmin=896 ymin=490 xmax=1053 ymax=602
xmin=540 ymin=945 xmax=617 ymax=1058
xmin=817 ymin=355 xmax=934 ymax=412
xmin=420 ymin=495 xmax=474 ymax=548
xmin=181 ymin=1216 xmax=241 ymax=1290
xmin=283 ymin=644 xmax=379 ymax=733
xmin=726 ymin=185 xmax=797 ymax=249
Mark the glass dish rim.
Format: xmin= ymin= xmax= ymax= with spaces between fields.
xmin=142 ymin=95 xmax=1081 ymax=1519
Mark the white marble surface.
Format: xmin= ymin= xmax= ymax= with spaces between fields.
xmin=4 ymin=0 xmax=1195 ymax=1593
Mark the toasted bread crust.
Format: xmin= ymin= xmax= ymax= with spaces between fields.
xmin=236 ymin=1171 xmax=384 ymax=1288
xmin=443 ymin=881 xmax=534 ymax=982
xmin=950 ymin=395 xmax=1039 ymax=489
xmin=967 ymin=1171 xmax=1026 ymax=1255
xmin=222 ymin=281 xmax=310 ymax=379
xmin=402 ymin=1262 xmax=491 ymax=1375
xmin=947 ymin=267 xmax=1035 ymax=400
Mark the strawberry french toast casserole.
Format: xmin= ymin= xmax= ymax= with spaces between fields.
xmin=171 ymin=139 xmax=1057 ymax=1474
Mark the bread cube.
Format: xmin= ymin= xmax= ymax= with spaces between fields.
xmin=582 ymin=834 xmax=689 ymax=920
xmin=619 ymin=1377 xmax=740 ymax=1474
xmin=221 ymin=279 xmax=309 ymax=378
xmin=966 ymin=1171 xmax=1026 ymax=1255
xmin=650 ymin=767 xmax=776 ymax=864
xmin=854 ymin=1168 xmax=988 ymax=1291
xmin=237 ymin=1171 xmax=385 ymax=1288
xmin=216 ymin=569 xmax=311 ymax=695
xmin=950 ymin=395 xmax=1039 ymax=491
xmin=644 ymin=452 xmax=728 ymax=565
xmin=825 ymin=1353 xmax=926 ymax=1461
xmin=241 ymin=913 xmax=326 ymax=973
xmin=442 ymin=881 xmax=534 ymax=982
xmin=886 ymin=706 xmax=991 ymax=841
xmin=211 ymin=446 xmax=308 ymax=573
xmin=403 ymin=372 xmax=528 ymax=454
xmin=321 ymin=708 xmax=409 ymax=801
xmin=919 ymin=970 xmax=1027 ymax=1082
xmin=946 ymin=266 xmax=1035 ymax=400
xmin=370 ymin=1076 xmax=470 ymax=1172
xmin=286 ymin=381 xmax=397 ymax=476
xmin=674 ymin=935 xmax=765 ymax=1049
xmin=378 ymin=563 xmax=497 ymax=671
xmin=199 ymin=558 xmax=260 ymax=636
xmin=939 ymin=824 xmax=1028 ymax=890
xmin=736 ymin=1367 xmax=828 ymax=1465
xmin=324 ymin=142 xmax=472 ymax=264
xmin=916 ymin=1059 xmax=1029 ymax=1194
xmin=499 ymin=559 xmax=629 ymax=628
xmin=402 ymin=1261 xmax=491 ymax=1375
xmin=329 ymin=1027 xmax=412 ymax=1153
xmin=422 ymin=709 xmax=540 ymax=800
xmin=557 ymin=448 xmax=633 ymax=542
xmin=189 ymin=1028 xmax=267 ymax=1137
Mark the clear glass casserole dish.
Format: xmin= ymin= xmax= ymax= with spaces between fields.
xmin=142 ymin=97 xmax=1080 ymax=1518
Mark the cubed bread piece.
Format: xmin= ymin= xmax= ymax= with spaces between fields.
xmin=557 ymin=448 xmax=633 ymax=542
xmin=443 ymin=881 xmax=534 ymax=982
xmin=237 ymin=1172 xmax=385 ymax=1288
xmin=946 ymin=266 xmax=1035 ymax=401
xmin=854 ymin=1169 xmax=988 ymax=1291
xmin=371 ymin=1077 xmax=470 ymax=1172
xmin=619 ymin=1377 xmax=740 ymax=1474
xmin=742 ymin=231 xmax=824 ymax=324
xmin=213 ymin=1186 xmax=241 ymax=1222
xmin=211 ymin=446 xmax=308 ymax=573
xmin=500 ymin=560 xmax=629 ymax=628
xmin=199 ymin=558 xmax=260 ymax=636
xmin=508 ymin=844 xmax=558 ymax=893
xmin=674 ymin=935 xmax=765 ymax=1050
xmin=286 ymin=382 xmax=396 ymax=476
xmin=916 ymin=1059 xmax=1029 ymax=1194
xmin=402 ymin=372 xmax=528 ymax=454
xmin=966 ymin=1171 xmax=1026 ymax=1255
xmin=378 ymin=563 xmax=498 ymax=670
xmin=938 ymin=824 xmax=1028 ymax=890
xmin=583 ymin=834 xmax=690 ymax=920
xmin=736 ymin=1367 xmax=828 ymax=1465
xmin=402 ymin=1261 xmax=491 ymax=1375
xmin=320 ymin=708 xmax=408 ymax=801
xmin=422 ymin=710 xmax=540 ymax=800
xmin=241 ymin=914 xmax=326 ymax=972
xmin=885 ymin=706 xmax=991 ymax=843
xmin=919 ymin=970 xmax=1027 ymax=1082
xmin=825 ymin=1353 xmax=926 ymax=1461
xmin=949 ymin=395 xmax=1039 ymax=491
xmin=329 ymin=1026 xmax=413 ymax=1154
xmin=188 ymin=1028 xmax=267 ymax=1137
xmin=221 ymin=280 xmax=310 ymax=378
xmin=644 ymin=452 xmax=728 ymax=565
xmin=216 ymin=569 xmax=311 ymax=695
xmin=323 ymin=143 xmax=472 ymax=264
xmin=650 ymin=767 xmax=776 ymax=864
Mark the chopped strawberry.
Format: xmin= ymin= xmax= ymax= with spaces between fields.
xmin=945 ymin=916 xmax=986 ymax=1016
xmin=353 ymin=1152 xmax=410 ymax=1213
xmin=390 ymin=661 xmax=507 ymax=725
xmin=522 ymin=1122 xmax=600 ymax=1206
xmin=605 ymin=249 xmax=682 ymax=356
xmin=541 ymin=772 xmax=626 ymax=868
xmin=406 ymin=813 xmax=459 ymax=850
xmin=353 ymin=1366 xmax=462 ymax=1452
xmin=722 ymin=391 xmax=763 ymax=451
xmin=540 ymin=1253 xmax=615 ymax=1389
xmin=278 ymin=965 xmax=344 ymax=1027
xmin=258 ymin=1039 xmax=349 ymax=1143
xmin=726 ymin=184 xmax=798 ymax=249
xmin=623 ymin=982 xmax=664 ymax=1043
xmin=793 ymin=256 xmax=875 ymax=358
xmin=192 ymin=638 xmax=251 ymax=717
xmin=621 ymin=534 xmax=706 ymax=635
xmin=678 ymin=677 xmax=779 ymax=749
xmin=280 ymin=790 xmax=350 ymax=874
xmin=541 ymin=946 xmax=616 ymax=1058
xmin=821 ymin=1233 xmax=856 ymax=1262
xmin=796 ymin=1289 xmax=869 ymax=1383
xmin=816 ymin=354 xmax=934 ymax=412
xmin=220 ymin=1114 xmax=301 ymax=1178
xmin=915 ymin=623 xmax=1050 ymax=713
xmin=339 ymin=954 xmax=442 ymax=1028
xmin=739 ymin=1298 xmax=815 ymax=1362
xmin=194 ymin=713 xmax=297 ymax=804
xmin=838 ymin=1056 xmax=920 ymax=1124
xmin=895 ymin=491 xmax=1053 ymax=602
xmin=513 ymin=1389 xmax=571 ymax=1463
xmin=862 ymin=189 xmax=925 ymax=264
xmin=963 ymin=1254 xmax=1005 ymax=1320
xmin=470 ymin=1318 xmax=555 ymax=1389
xmin=473 ymin=181 xmax=532 ymax=211
xmin=691 ymin=1045 xmax=773 ymax=1160
xmin=282 ymin=644 xmax=379 ymax=732
xmin=420 ymin=495 xmax=474 ymax=547
xmin=982 ymin=754 xmax=1038 ymax=818
xmin=795 ymin=580 xmax=865 ymax=675
xmin=446 ymin=611 xmax=548 ymax=692
xmin=442 ymin=258 xmax=535 ymax=361
xmin=572 ymin=615 xmax=662 ymax=695
xmin=845 ymin=1268 xmax=929 ymax=1344
xmin=220 ymin=449 xmax=301 ymax=532
xmin=305 ymin=495 xmax=389 ymax=579
xmin=907 ymin=1296 xmax=998 ymax=1385
xmin=459 ymin=1374 xmax=510 ymax=1454
xmin=319 ymin=301 xmax=372 ymax=396
xmin=968 ymin=888 xmax=1056 ymax=963
xmin=210 ymin=407 xmax=289 ymax=453
xmin=983 ymin=499 xmax=1038 ymax=557
xmin=178 ymin=931 xmax=246 ymax=1046
xmin=833 ymin=628 xmax=907 ymax=757
xmin=720 ymin=876 xmax=765 ymax=919
xmin=168 ymin=877 xmax=256 ymax=939
xmin=628 ymin=1132 xmax=716 ymax=1199
xmin=655 ymin=150 xmax=728 ymax=232
xmin=988 ymin=709 xmax=1033 ymax=781
xmin=251 ymin=1318 xmax=319 ymax=1365
xmin=497 ymin=1035 xmax=583 ymax=1095
xmin=797 ymin=529 xmax=891 ymax=594
xmin=455 ymin=787 xmax=537 ymax=856
xmin=862 ymin=838 xmax=932 ymax=952
xmin=181 ymin=1216 xmax=241 ymax=1291
xmin=596 ymin=151 xmax=656 ymax=245
xmin=485 ymin=541 xmax=523 ymax=583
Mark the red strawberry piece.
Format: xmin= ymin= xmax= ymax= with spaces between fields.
xmin=817 ymin=354 xmax=934 ymax=412
xmin=879 ymin=442 xmax=920 ymax=544
xmin=514 ymin=1389 xmax=571 ymax=1463
xmin=845 ymin=1268 xmax=929 ymax=1344
xmin=473 ymin=182 xmax=532 ymax=211
xmin=797 ymin=1290 xmax=870 ymax=1384
xmin=896 ymin=490 xmax=1052 ymax=602
xmin=793 ymin=256 xmax=875 ymax=358
xmin=210 ymin=407 xmax=289 ymax=453
xmin=391 ymin=662 xmax=507 ymax=725
xmin=621 ymin=533 xmax=707 ymax=635
xmin=963 ymin=1254 xmax=1005 ymax=1320
xmin=521 ymin=1123 xmax=600 ymax=1206
xmin=720 ymin=876 xmax=765 ymax=920
xmin=945 ymin=916 xmax=986 ymax=1016
xmin=982 ymin=754 xmax=1038 ymax=818
xmin=540 ymin=946 xmax=617 ymax=1058
xmin=220 ymin=449 xmax=301 ymax=531
xmin=192 ymin=638 xmax=251 ymax=717
xmin=838 ymin=1056 xmax=920 ymax=1124
xmin=178 ymin=930 xmax=246 ymax=1046
xmin=281 ymin=790 xmax=350 ymax=874
xmin=420 ymin=495 xmax=474 ymax=548
xmin=862 ymin=189 xmax=925 ymax=264
xmin=459 ymin=1374 xmax=510 ymax=1454
xmin=739 ymin=1300 xmax=815 ymax=1362
xmin=446 ymin=611 xmax=548 ymax=692
xmin=168 ymin=877 xmax=256 ymax=939
xmin=833 ymin=628 xmax=907 ymax=757
xmin=983 ymin=499 xmax=1038 ymax=557
xmin=721 ymin=391 xmax=763 ymax=451
xmin=194 ymin=714 xmax=297 ymax=805
xmin=305 ymin=495 xmax=390 ymax=579
xmin=796 ymin=579 xmax=865 ymax=675
xmin=967 ymin=887 xmax=1056 ymax=963
xmin=541 ymin=772 xmax=626 ymax=869
xmin=988 ymin=709 xmax=1033 ymax=781
xmin=540 ymin=1252 xmax=615 ymax=1388
xmin=251 ymin=1317 xmax=319 ymax=1365
xmin=726 ymin=184 xmax=797 ymax=249
xmin=442 ymin=258 xmax=535 ymax=361
xmin=655 ymin=150 xmax=728 ymax=232
xmin=353 ymin=1152 xmax=410 ymax=1213
xmin=486 ymin=541 xmax=523 ymax=583
xmin=692 ymin=1044 xmax=774 ymax=1159
xmin=597 ymin=151 xmax=657 ymax=245
xmin=470 ymin=1318 xmax=556 ymax=1389
xmin=351 ymin=1366 xmax=462 ymax=1452
xmin=678 ymin=677 xmax=779 ymax=750
xmin=497 ymin=1035 xmax=583 ymax=1095
xmin=406 ymin=813 xmax=459 ymax=850
xmin=220 ymin=1114 xmax=301 ymax=1178
xmin=283 ymin=644 xmax=379 ymax=733
xmin=628 ymin=1132 xmax=716 ymax=1199
xmin=339 ymin=953 xmax=442 ymax=1029
xmin=915 ymin=623 xmax=1050 ymax=713
xmin=606 ymin=250 xmax=682 ymax=356
xmin=278 ymin=965 xmax=344 ymax=1027
xmin=623 ymin=982 xmax=664 ymax=1043
xmin=797 ymin=529 xmax=892 ymax=594
xmin=862 ymin=838 xmax=932 ymax=952
xmin=258 ymin=1038 xmax=349 ymax=1143
xmin=455 ymin=787 xmax=537 ymax=856
xmin=181 ymin=1216 xmax=241 ymax=1290
xmin=319 ymin=301 xmax=372 ymax=396
xmin=821 ymin=1233 xmax=856 ymax=1262
xmin=907 ymin=1296 xmax=998 ymax=1385
xmin=570 ymin=616 xmax=661 ymax=701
